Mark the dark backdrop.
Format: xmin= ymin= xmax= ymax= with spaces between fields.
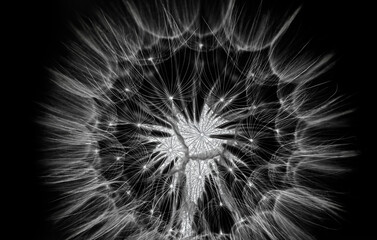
xmin=9 ymin=0 xmax=374 ymax=239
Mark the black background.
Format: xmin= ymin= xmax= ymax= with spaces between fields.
xmin=7 ymin=0 xmax=374 ymax=239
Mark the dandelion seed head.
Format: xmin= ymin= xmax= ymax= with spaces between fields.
xmin=41 ymin=1 xmax=355 ymax=239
